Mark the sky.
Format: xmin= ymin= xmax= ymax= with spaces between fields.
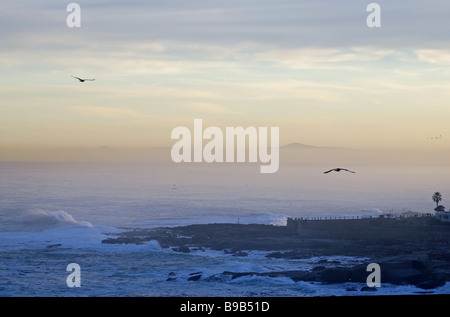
xmin=1 ymin=0 xmax=450 ymax=161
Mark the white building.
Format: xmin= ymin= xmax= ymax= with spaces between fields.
xmin=435 ymin=211 xmax=450 ymax=223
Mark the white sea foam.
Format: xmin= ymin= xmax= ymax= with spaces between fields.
xmin=362 ymin=208 xmax=384 ymax=214
xmin=19 ymin=209 xmax=93 ymax=229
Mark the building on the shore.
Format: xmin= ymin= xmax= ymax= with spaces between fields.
xmin=435 ymin=210 xmax=450 ymax=223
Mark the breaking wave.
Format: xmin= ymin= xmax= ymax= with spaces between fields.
xmin=16 ymin=209 xmax=93 ymax=231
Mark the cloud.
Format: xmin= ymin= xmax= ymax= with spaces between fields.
xmin=67 ymin=106 xmax=148 ymax=119
xmin=188 ymin=102 xmax=239 ymax=114
xmin=393 ymin=69 xmax=419 ymax=78
xmin=254 ymin=46 xmax=396 ymax=70
xmin=236 ymin=80 xmax=351 ymax=102
xmin=3 ymin=1 xmax=450 ymax=57
xmin=415 ymin=49 xmax=450 ymax=65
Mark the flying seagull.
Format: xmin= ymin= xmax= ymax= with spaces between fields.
xmin=72 ymin=76 xmax=95 ymax=82
xmin=323 ymin=168 xmax=356 ymax=174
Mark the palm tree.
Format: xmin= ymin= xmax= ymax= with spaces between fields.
xmin=432 ymin=192 xmax=442 ymax=208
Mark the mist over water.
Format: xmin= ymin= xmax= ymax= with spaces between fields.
xmin=1 ymin=161 xmax=448 ymax=231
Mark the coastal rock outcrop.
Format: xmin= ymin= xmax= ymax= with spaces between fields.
xmin=101 ymin=223 xmax=450 ymax=289
xmin=350 ymin=253 xmax=446 ymax=289
xmin=321 ymin=267 xmax=352 ymax=284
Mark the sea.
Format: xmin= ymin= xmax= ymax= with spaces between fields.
xmin=1 ymin=161 xmax=450 ymax=297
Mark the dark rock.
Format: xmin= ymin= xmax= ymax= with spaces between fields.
xmin=173 ymin=246 xmax=190 ymax=253
xmin=353 ymin=253 xmax=447 ymax=289
xmin=265 ymin=251 xmax=308 ymax=259
xmin=346 ymin=286 xmax=358 ymax=292
xmin=188 ymin=274 xmax=202 ymax=281
xmin=222 ymin=270 xmax=310 ymax=282
xmin=350 ymin=264 xmax=368 ymax=283
xmin=286 ymin=251 xmax=309 ymax=259
xmin=232 ymin=251 xmax=248 ymax=257
xmin=321 ymin=267 xmax=351 ymax=283
xmin=303 ymin=271 xmax=322 ymax=282
xmin=102 ymin=237 xmax=147 ymax=245
xmin=263 ymin=270 xmax=309 ymax=282
xmin=360 ymin=286 xmax=377 ymax=292
xmin=386 ymin=268 xmax=423 ymax=285
xmin=46 ymin=244 xmax=62 ymax=248
xmin=204 ymin=273 xmax=229 ymax=282
xmin=415 ymin=273 xmax=446 ymax=290
xmin=312 ymin=266 xmax=326 ymax=272
xmin=266 ymin=252 xmax=283 ymax=258
xmin=223 ymin=271 xmax=257 ymax=280
xmin=411 ymin=255 xmax=429 ymax=271
xmin=189 ymin=271 xmax=202 ymax=275
xmin=166 ymin=277 xmax=176 ymax=281
xmin=351 ymin=253 xmax=432 ymax=286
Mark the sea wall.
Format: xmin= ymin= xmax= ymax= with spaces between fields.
xmin=287 ymin=215 xmax=450 ymax=240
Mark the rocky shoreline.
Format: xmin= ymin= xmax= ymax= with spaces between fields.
xmin=102 ymin=223 xmax=450 ymax=290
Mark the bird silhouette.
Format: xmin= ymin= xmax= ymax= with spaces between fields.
xmin=323 ymin=168 xmax=355 ymax=174
xmin=72 ymin=76 xmax=95 ymax=82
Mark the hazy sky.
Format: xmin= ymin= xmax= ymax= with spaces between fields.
xmin=1 ymin=0 xmax=450 ymax=156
